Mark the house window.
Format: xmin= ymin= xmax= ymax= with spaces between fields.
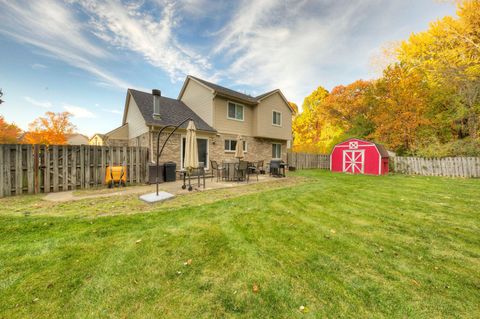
xmin=227 ymin=102 xmax=244 ymax=121
xmin=272 ymin=143 xmax=282 ymax=159
xmin=224 ymin=139 xmax=247 ymax=152
xmin=272 ymin=111 xmax=282 ymax=126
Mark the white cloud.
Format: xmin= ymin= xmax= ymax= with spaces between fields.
xmin=103 ymin=108 xmax=123 ymax=115
xmin=24 ymin=96 xmax=52 ymax=108
xmin=212 ymin=0 xmax=384 ymax=105
xmin=0 ymin=0 xmax=133 ymax=89
xmin=75 ymin=0 xmax=211 ymax=82
xmin=64 ymin=105 xmax=96 ymax=118
xmin=31 ymin=63 xmax=47 ymax=70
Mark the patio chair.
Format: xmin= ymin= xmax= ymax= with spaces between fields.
xmin=247 ymin=160 xmax=262 ymax=182
xmin=210 ymin=160 xmax=225 ymax=182
xmin=256 ymin=160 xmax=265 ymax=174
xmin=234 ymin=160 xmax=248 ymax=182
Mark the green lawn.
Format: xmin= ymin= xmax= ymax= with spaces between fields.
xmin=1 ymin=170 xmax=479 ymax=318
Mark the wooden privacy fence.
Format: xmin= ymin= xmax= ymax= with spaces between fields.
xmin=0 ymin=144 xmax=149 ymax=197
xmin=394 ymin=156 xmax=480 ymax=178
xmin=287 ymin=152 xmax=330 ymax=169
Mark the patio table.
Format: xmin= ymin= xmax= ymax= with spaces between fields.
xmin=177 ymin=166 xmax=205 ymax=191
xmin=222 ymin=161 xmax=237 ymax=181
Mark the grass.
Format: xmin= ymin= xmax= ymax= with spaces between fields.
xmin=0 ymin=170 xmax=479 ymax=318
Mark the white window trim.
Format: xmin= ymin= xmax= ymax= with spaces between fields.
xmin=272 ymin=110 xmax=282 ymax=127
xmin=227 ymin=101 xmax=245 ymax=122
xmin=180 ymin=135 xmax=209 ymax=170
xmin=224 ymin=139 xmax=247 ymax=153
xmin=272 ymin=143 xmax=282 ymax=159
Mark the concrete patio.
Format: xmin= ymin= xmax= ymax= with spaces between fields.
xmin=43 ymin=174 xmax=286 ymax=202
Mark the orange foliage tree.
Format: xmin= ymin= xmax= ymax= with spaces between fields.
xmin=322 ymin=80 xmax=374 ymax=137
xmin=0 ymin=116 xmax=22 ymax=143
xmin=369 ymin=64 xmax=431 ymax=153
xmin=24 ymin=112 xmax=76 ymax=145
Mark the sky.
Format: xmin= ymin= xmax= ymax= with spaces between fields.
xmin=0 ymin=0 xmax=456 ymax=137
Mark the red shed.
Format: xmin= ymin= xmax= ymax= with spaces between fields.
xmin=330 ymin=138 xmax=389 ymax=175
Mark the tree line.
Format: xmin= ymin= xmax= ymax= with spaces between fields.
xmin=292 ymin=0 xmax=480 ymax=156
xmin=0 ymin=111 xmax=76 ymax=145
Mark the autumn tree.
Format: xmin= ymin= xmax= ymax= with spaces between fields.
xmin=0 ymin=116 xmax=21 ymax=143
xmin=322 ymin=80 xmax=374 ymax=138
xmin=397 ymin=0 xmax=480 ymax=139
xmin=24 ymin=112 xmax=75 ymax=145
xmin=292 ymin=86 xmax=331 ymax=153
xmin=369 ymin=64 xmax=431 ymax=153
xmin=288 ymin=102 xmax=299 ymax=115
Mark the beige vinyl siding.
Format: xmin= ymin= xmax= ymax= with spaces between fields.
xmin=180 ymin=78 xmax=214 ymax=126
xmin=126 ymin=95 xmax=149 ymax=138
xmin=67 ymin=134 xmax=89 ymax=145
xmin=89 ymin=135 xmax=104 ymax=146
xmin=107 ymin=124 xmax=128 ymax=139
xmin=213 ymin=96 xmax=253 ymax=135
xmin=254 ymin=92 xmax=292 ymax=140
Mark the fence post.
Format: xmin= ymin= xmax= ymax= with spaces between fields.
xmin=34 ymin=145 xmax=40 ymax=194
xmin=0 ymin=146 xmax=4 ymax=197
xmin=27 ymin=145 xmax=34 ymax=194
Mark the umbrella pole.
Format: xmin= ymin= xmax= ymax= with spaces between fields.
xmin=155 ymin=118 xmax=193 ymax=196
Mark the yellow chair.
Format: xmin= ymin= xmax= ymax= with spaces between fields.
xmin=105 ymin=165 xmax=127 ymax=188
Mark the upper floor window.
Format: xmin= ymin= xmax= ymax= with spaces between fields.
xmin=272 ymin=111 xmax=282 ymax=126
xmin=224 ymin=139 xmax=247 ymax=152
xmin=227 ymin=102 xmax=244 ymax=121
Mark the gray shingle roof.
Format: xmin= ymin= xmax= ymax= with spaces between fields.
xmin=128 ymin=89 xmax=216 ymax=132
xmin=189 ymin=76 xmax=259 ymax=104
xmin=375 ymin=143 xmax=390 ymax=158
xmin=255 ymin=89 xmax=278 ymax=100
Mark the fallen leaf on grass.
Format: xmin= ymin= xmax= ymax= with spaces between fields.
xmin=183 ymin=259 xmax=192 ymax=266
xmin=252 ymin=283 xmax=259 ymax=293
xmin=298 ymin=306 xmax=308 ymax=313
xmin=135 ymin=239 xmax=142 ymax=244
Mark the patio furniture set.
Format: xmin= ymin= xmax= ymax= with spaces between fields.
xmin=210 ymin=159 xmax=286 ymax=182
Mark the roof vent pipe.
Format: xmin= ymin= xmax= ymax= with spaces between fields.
xmin=152 ymin=89 xmax=161 ymax=116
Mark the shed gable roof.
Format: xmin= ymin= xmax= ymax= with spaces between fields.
xmin=333 ymin=138 xmax=389 ymax=158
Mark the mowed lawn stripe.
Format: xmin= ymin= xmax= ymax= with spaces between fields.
xmin=0 ymin=170 xmax=479 ymax=318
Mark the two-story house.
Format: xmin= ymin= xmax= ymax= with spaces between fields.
xmin=113 ymin=75 xmax=293 ymax=169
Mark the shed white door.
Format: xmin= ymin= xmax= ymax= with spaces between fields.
xmin=343 ymin=150 xmax=364 ymax=174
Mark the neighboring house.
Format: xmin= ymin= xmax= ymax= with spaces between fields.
xmin=89 ymin=125 xmax=129 ymax=146
xmin=110 ymin=75 xmax=293 ymax=169
xmin=89 ymin=133 xmax=106 ymax=146
xmin=66 ymin=133 xmax=89 ymax=145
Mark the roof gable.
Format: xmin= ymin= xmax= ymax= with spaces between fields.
xmin=126 ymin=89 xmax=216 ymax=132
xmin=256 ymin=89 xmax=294 ymax=113
xmin=183 ymin=76 xmax=259 ymax=104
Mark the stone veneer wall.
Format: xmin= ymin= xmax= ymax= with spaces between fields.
xmin=130 ymin=130 xmax=287 ymax=169
xmin=106 ymin=138 xmax=129 ymax=147
xmin=210 ymin=133 xmax=287 ymax=165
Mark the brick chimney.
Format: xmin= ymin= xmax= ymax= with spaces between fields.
xmin=152 ymin=89 xmax=161 ymax=116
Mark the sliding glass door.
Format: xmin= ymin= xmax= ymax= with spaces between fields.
xmin=181 ymin=137 xmax=208 ymax=169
